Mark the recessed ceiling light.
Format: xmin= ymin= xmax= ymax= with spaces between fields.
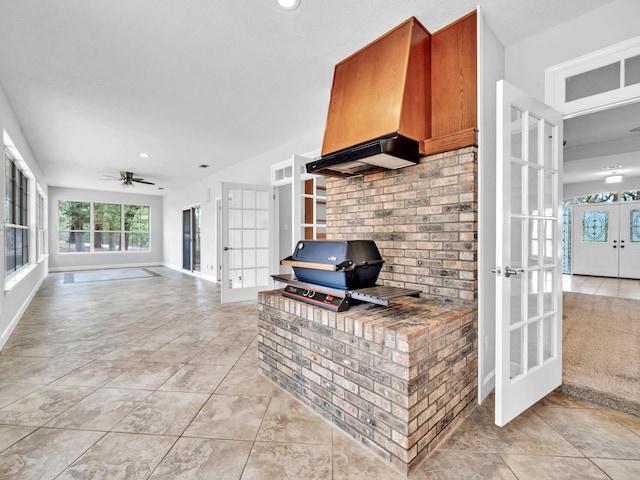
xmin=605 ymin=174 xmax=624 ymax=184
xmin=603 ymin=165 xmax=622 ymax=170
xmin=139 ymin=153 xmax=149 ymax=158
xmin=199 ymin=164 xmax=210 ymax=168
xmin=277 ymin=0 xmax=300 ymax=11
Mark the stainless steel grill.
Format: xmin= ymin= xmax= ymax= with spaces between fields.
xmin=273 ymin=240 xmax=419 ymax=311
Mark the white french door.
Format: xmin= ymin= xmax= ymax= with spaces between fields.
xmin=619 ymin=203 xmax=640 ymax=278
xmin=572 ymin=204 xmax=619 ymax=277
xmin=495 ymin=80 xmax=563 ymax=427
xmin=221 ymin=182 xmax=273 ymax=303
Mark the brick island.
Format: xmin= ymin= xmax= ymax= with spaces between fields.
xmin=257 ymin=290 xmax=477 ymax=475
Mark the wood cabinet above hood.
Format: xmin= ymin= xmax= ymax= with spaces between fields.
xmin=310 ymin=12 xmax=478 ymax=177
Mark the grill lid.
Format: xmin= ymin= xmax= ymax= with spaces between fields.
xmin=280 ymin=240 xmax=384 ymax=290
xmin=291 ymin=240 xmax=383 ymax=270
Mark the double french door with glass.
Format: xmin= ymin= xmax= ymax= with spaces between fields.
xmin=572 ymin=203 xmax=640 ymax=279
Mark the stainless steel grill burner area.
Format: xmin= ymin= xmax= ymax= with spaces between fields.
xmin=273 ymin=240 xmax=419 ymax=311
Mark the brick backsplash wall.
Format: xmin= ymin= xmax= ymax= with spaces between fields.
xmin=325 ymin=146 xmax=478 ymax=306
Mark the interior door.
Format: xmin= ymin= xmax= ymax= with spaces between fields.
xmin=619 ymin=203 xmax=640 ymax=278
xmin=221 ymin=182 xmax=273 ymax=303
xmin=495 ymin=80 xmax=563 ymax=427
xmin=192 ymin=206 xmax=201 ymax=272
xmin=182 ymin=209 xmax=192 ymax=270
xmin=572 ymin=204 xmax=619 ymax=277
xmin=182 ymin=206 xmax=201 ymax=272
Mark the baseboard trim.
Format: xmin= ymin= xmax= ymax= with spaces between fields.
xmin=0 ymin=272 xmax=46 ymax=351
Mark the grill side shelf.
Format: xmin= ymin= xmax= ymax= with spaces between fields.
xmin=348 ymin=286 xmax=421 ymax=306
xmin=271 ymin=274 xmax=421 ymax=309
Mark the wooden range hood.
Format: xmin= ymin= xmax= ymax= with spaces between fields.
xmin=307 ymin=12 xmax=477 ymax=177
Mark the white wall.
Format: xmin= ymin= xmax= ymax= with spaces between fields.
xmin=505 ymin=0 xmax=640 ymax=101
xmin=162 ymin=128 xmax=323 ymax=280
xmin=0 ymin=84 xmax=49 ymax=349
xmin=477 ymin=8 xmax=505 ymax=403
xmin=48 ymin=187 xmax=164 ymax=271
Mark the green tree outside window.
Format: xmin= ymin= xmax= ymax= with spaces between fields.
xmin=58 ymin=201 xmax=90 ymax=252
xmin=94 ymin=203 xmax=122 ymax=251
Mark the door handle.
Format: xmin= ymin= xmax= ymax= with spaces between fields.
xmin=224 ymin=246 xmax=233 ymax=251
xmin=504 ymin=266 xmax=525 ymax=278
xmin=491 ymin=267 xmax=501 ymax=276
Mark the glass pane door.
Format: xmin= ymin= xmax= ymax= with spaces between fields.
xmin=495 ymin=80 xmax=563 ymax=427
xmin=222 ymin=182 xmax=273 ymax=303
xmin=182 ymin=206 xmax=201 ymax=273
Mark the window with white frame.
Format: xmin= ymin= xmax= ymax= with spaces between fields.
xmin=124 ymin=205 xmax=150 ymax=251
xmin=93 ymin=202 xmax=122 ymax=251
xmin=58 ymin=201 xmax=150 ymax=253
xmin=58 ymin=201 xmax=90 ymax=252
xmin=36 ymin=187 xmax=47 ymax=259
xmin=4 ymin=148 xmax=29 ymax=276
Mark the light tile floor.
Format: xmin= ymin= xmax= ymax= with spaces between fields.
xmin=563 ymin=274 xmax=640 ymax=299
xmin=0 ymin=267 xmax=638 ymax=479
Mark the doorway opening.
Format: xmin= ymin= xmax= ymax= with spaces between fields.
xmin=182 ymin=206 xmax=201 ymax=273
xmin=561 ymin=99 xmax=640 ymax=296
xmin=556 ymin=97 xmax=640 ymax=414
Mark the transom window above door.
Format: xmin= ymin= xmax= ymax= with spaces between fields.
xmin=546 ymin=36 xmax=640 ymax=116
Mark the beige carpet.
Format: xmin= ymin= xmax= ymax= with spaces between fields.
xmin=562 ymin=292 xmax=640 ymax=416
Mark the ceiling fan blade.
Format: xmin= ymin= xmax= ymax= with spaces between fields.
xmin=133 ymin=179 xmax=155 ymax=185
xmin=100 ymin=174 xmax=121 ymax=180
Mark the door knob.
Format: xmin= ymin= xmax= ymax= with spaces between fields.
xmin=504 ymin=266 xmax=525 ymax=278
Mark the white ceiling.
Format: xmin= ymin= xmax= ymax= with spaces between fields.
xmin=563 ymin=102 xmax=640 ymax=185
xmin=0 ymin=0 xmax=626 ymax=195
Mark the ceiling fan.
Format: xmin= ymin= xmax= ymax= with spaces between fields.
xmin=102 ymin=171 xmax=155 ymax=186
